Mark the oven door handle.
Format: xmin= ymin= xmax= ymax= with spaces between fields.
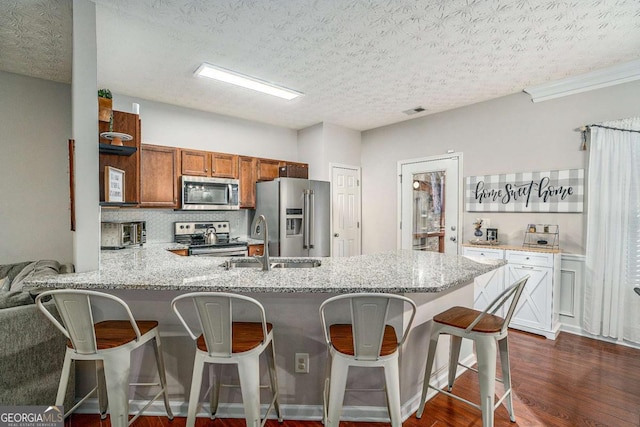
xmin=189 ymin=247 xmax=248 ymax=256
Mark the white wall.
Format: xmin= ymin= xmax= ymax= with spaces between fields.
xmin=323 ymin=122 xmax=361 ymax=171
xmin=361 ymin=80 xmax=640 ymax=255
xmin=72 ymin=0 xmax=100 ymax=272
xmin=297 ymin=123 xmax=324 ymax=180
xmin=113 ymin=95 xmax=298 ymax=160
xmin=298 ymin=122 xmax=362 ymax=181
xmin=0 ymin=71 xmax=73 ymax=264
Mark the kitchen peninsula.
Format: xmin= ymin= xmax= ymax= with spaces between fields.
xmin=25 ymin=247 xmax=505 ymax=421
xmin=26 ymin=244 xmax=503 ymax=292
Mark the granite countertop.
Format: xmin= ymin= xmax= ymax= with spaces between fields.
xmin=24 ymin=243 xmax=505 ymax=293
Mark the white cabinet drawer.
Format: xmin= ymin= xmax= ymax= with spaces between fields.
xmin=506 ymin=250 xmax=554 ymax=268
xmin=463 ymin=247 xmax=504 ymax=260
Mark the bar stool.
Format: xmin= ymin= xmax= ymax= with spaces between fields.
xmin=416 ymin=275 xmax=529 ymax=427
xmin=35 ymin=289 xmax=173 ymax=427
xmin=171 ymin=292 xmax=282 ymax=427
xmin=319 ymin=293 xmax=417 ymax=427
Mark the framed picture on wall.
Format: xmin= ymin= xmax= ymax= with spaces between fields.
xmin=105 ymin=166 xmax=125 ymax=203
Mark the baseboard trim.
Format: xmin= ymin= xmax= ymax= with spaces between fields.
xmin=73 ymin=353 xmax=478 ymax=422
xmin=559 ymin=327 xmax=640 ymax=350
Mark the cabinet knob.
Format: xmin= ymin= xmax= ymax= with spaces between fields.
xmin=334 ymin=233 xmax=339 ymax=237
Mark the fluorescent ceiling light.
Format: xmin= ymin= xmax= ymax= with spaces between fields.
xmin=195 ymin=63 xmax=303 ymax=100
xmin=523 ymin=59 xmax=640 ymax=102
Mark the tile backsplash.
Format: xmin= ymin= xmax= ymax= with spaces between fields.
xmin=101 ymin=209 xmax=252 ymax=243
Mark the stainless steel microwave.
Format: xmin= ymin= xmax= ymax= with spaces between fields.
xmin=181 ymin=176 xmax=240 ymax=210
xmin=101 ymin=221 xmax=146 ymax=249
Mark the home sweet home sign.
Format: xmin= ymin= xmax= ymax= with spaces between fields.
xmin=465 ymin=169 xmax=584 ymax=212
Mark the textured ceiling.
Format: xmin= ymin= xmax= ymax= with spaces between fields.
xmin=1 ymin=1 xmax=639 ymax=130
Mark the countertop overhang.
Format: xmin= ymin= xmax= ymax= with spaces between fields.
xmin=25 ymin=244 xmax=506 ymax=293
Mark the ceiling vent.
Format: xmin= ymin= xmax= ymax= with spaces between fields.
xmin=403 ymin=106 xmax=426 ymax=115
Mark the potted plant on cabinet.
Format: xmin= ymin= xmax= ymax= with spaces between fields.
xmin=98 ymin=88 xmax=112 ymax=123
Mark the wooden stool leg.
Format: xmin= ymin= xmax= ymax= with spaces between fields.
xmin=416 ymin=327 xmax=441 ymax=418
xmin=498 ymin=337 xmax=515 ymax=422
xmin=476 ymin=337 xmax=498 ymax=427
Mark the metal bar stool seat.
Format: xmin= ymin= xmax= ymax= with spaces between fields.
xmin=35 ymin=290 xmax=173 ymax=427
xmin=172 ymin=292 xmax=282 ymax=427
xmin=416 ymin=275 xmax=529 ymax=427
xmin=320 ymin=293 xmax=417 ymax=427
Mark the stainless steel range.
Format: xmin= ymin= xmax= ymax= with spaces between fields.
xmin=174 ymin=221 xmax=248 ymax=257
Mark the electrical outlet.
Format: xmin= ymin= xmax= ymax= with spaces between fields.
xmin=295 ymin=353 xmax=309 ymax=373
xmin=481 ymin=218 xmax=491 ymax=228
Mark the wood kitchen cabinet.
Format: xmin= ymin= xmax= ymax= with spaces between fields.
xmin=238 ymin=156 xmax=257 ymax=208
xmin=140 ymin=144 xmax=179 ymax=208
xmin=211 ymin=152 xmax=238 ymax=178
xmin=248 ymin=244 xmax=264 ymax=257
xmin=181 ymin=149 xmax=239 ymax=178
xmin=256 ymin=158 xmax=282 ymax=181
xmin=99 ymin=110 xmax=141 ymax=205
xmin=180 ymin=149 xmax=209 ymax=176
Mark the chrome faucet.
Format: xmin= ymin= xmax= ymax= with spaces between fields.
xmin=254 ymin=214 xmax=271 ymax=271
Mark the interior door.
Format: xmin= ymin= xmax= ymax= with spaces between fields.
xmin=400 ymin=155 xmax=460 ymax=254
xmin=331 ymin=166 xmax=361 ymax=257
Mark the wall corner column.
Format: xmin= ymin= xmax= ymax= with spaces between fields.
xmin=71 ymin=0 xmax=100 ymax=271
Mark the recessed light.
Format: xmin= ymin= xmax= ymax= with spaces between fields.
xmin=195 ymin=63 xmax=303 ymax=101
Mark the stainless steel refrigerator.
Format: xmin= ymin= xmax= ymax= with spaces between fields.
xmin=251 ymin=178 xmax=330 ymax=257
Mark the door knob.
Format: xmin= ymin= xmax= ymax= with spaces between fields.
xmin=334 ymin=233 xmax=339 ymax=237
xmin=450 ymin=236 xmax=457 ymax=242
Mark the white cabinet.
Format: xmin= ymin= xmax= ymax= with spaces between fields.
xmin=506 ymin=250 xmax=560 ymax=339
xmin=462 ymin=247 xmax=505 ymax=317
xmin=463 ymin=246 xmax=561 ymax=339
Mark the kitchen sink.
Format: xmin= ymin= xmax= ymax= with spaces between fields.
xmin=220 ymin=258 xmax=321 ymax=270
xmin=271 ymin=260 xmax=321 ymax=268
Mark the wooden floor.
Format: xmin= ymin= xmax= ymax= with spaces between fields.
xmin=65 ymin=330 xmax=640 ymax=427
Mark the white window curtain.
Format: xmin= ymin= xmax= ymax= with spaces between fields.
xmin=584 ymin=117 xmax=640 ymax=344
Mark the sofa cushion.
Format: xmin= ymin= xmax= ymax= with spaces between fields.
xmin=0 ymin=261 xmax=33 ymax=288
xmin=10 ymin=260 xmax=62 ymax=292
xmin=0 ymin=290 xmax=34 ymax=309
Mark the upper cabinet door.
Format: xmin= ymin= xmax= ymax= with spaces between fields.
xmin=181 ymin=149 xmax=210 ymax=176
xmin=238 ymin=156 xmax=256 ymax=208
xmin=257 ymin=158 xmax=282 ymax=182
xmin=211 ymin=152 xmax=239 ymax=179
xmin=140 ymin=144 xmax=179 ymax=208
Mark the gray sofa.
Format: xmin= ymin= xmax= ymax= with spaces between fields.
xmin=0 ymin=260 xmax=75 ymax=407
